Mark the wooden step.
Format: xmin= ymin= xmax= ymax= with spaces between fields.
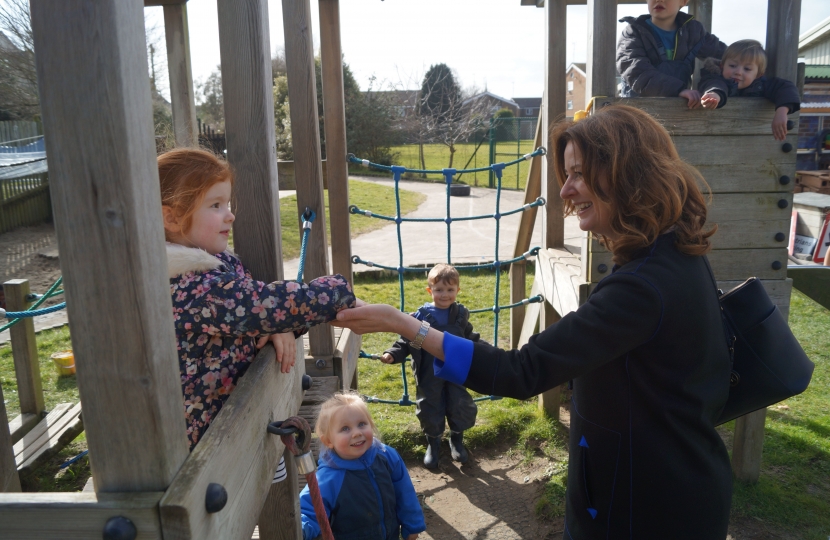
xmin=13 ymin=402 xmax=83 ymax=477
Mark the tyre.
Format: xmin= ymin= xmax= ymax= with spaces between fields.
xmin=449 ymin=183 xmax=471 ymax=197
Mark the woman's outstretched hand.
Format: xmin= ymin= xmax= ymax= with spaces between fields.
xmin=332 ymin=302 xmax=405 ymax=335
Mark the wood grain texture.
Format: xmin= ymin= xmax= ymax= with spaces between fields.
xmin=765 ymin=0 xmax=802 ymax=83
xmin=688 ymin=0 xmax=712 ymax=89
xmin=29 ymin=0 xmax=189 ymax=491
xmin=17 ymin=408 xmax=83 ymax=477
xmin=509 ymin=263 xmax=527 ymax=348
xmin=7 ymin=413 xmax=38 ymax=446
xmin=589 ymin=249 xmax=788 ymax=282
xmin=732 ymin=408 xmax=767 ymax=483
xmin=159 ymin=345 xmax=304 ymax=540
xmin=318 ymin=0 xmax=352 ymax=284
xmin=282 ymin=0 xmax=334 ymax=358
xmin=164 ymin=3 xmax=198 ymax=147
xmin=537 ymin=247 xmax=585 ymax=317
xmin=3 ymin=281 xmax=44 ymax=417
xmin=257 ymin=448 xmax=301 ymax=540
xmin=0 ymin=384 xmax=21 ymax=492
xmin=586 ymin=0 xmax=617 ymax=101
xmin=0 ymin=492 xmax=164 ymax=540
xmin=513 ymin=119 xmax=543 ymax=258
xmin=517 ymin=279 xmax=543 ymax=347
xmin=601 ymin=97 xmax=799 ymax=136
xmin=333 ymin=329 xmax=361 ymax=392
xmin=544 ymin=0 xmax=566 ymax=248
xmin=218 ymin=0 xmax=284 ymax=283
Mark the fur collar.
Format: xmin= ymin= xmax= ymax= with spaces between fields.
xmin=702 ymin=57 xmax=721 ymax=73
xmin=166 ymin=243 xmax=227 ymax=278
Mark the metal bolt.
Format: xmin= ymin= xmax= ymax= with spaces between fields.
xmin=772 ymin=261 xmax=782 ymax=271
xmin=777 ymin=199 xmax=788 ymax=209
xmin=102 ymin=516 xmax=137 ymax=540
xmin=782 ymin=142 xmax=793 ymax=153
xmin=597 ymin=264 xmax=608 ymax=274
xmin=786 ymin=120 xmax=794 ymax=130
xmin=205 ymin=483 xmax=228 ymax=514
xmin=302 ymin=374 xmax=312 ymax=391
xmin=779 ymin=175 xmax=791 ymax=185
xmin=775 ymin=232 xmax=786 ymax=242
xmin=315 ymin=358 xmax=327 ymax=369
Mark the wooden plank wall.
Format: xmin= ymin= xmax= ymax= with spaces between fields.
xmin=29 ymin=0 xmax=189 ymax=493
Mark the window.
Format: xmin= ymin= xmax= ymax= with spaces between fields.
xmin=525 ymin=108 xmax=533 ymax=116
xmin=568 ymin=81 xmax=574 ymax=93
xmin=567 ymin=100 xmax=573 ymax=110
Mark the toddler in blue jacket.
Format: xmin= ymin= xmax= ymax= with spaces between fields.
xmin=300 ymin=393 xmax=425 ymax=540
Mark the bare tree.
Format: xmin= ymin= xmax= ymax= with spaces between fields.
xmin=0 ymin=0 xmax=38 ymax=120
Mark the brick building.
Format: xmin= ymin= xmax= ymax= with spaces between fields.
xmin=565 ymin=63 xmax=587 ymax=117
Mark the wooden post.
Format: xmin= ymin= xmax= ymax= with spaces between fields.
xmin=29 ymin=0 xmax=189 ymax=491
xmin=688 ymin=0 xmax=713 ymax=90
xmin=509 ymin=119 xmax=543 ymax=348
xmin=217 ymin=2 xmax=301 ymax=537
xmin=0 ymin=383 xmax=21 ymax=492
xmin=257 ymin=449 xmax=302 ymax=540
xmin=544 ymin=0 xmax=566 ymax=250
xmin=537 ymin=301 xmax=562 ymax=419
xmin=3 ymin=280 xmax=45 ymax=419
xmin=586 ymin=0 xmax=618 ymax=103
xmin=283 ymin=0 xmax=335 ymax=358
xmin=319 ymin=0 xmax=353 ymax=285
xmin=732 ymin=409 xmax=767 ymax=483
xmin=163 ymin=2 xmax=198 ymax=147
xmin=765 ymin=0 xmax=802 ymax=82
xmin=218 ymin=0 xmax=285 ymax=282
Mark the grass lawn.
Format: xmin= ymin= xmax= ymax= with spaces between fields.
xmin=387 ymin=142 xmax=538 ymax=191
xmin=2 ymin=266 xmax=828 ymax=537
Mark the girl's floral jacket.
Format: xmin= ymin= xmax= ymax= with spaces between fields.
xmin=167 ymin=243 xmax=355 ymax=449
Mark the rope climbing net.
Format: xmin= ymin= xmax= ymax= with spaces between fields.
xmin=345 ymin=149 xmax=547 ymax=406
xmin=0 ymin=276 xmax=65 ymax=333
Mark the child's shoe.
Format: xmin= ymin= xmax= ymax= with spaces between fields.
xmin=449 ymin=431 xmax=469 ymax=463
xmin=424 ymin=436 xmax=441 ymax=469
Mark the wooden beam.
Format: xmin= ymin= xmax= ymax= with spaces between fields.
xmin=319 ymin=0 xmax=352 ymax=285
xmin=283 ymin=0 xmax=335 ymax=358
xmin=510 ymin=118 xmax=544 ymax=347
xmin=7 ymin=414 xmax=38 ymax=446
xmin=30 ymin=0 xmax=189 ymax=491
xmin=218 ymin=0 xmax=284 ymax=283
xmin=159 ymin=346 xmax=305 ymax=540
xmin=0 ymin=384 xmax=21 ymax=493
xmin=333 ymin=328 xmax=362 ymax=392
xmin=517 ymin=279 xmax=543 ymax=347
xmin=164 ymin=2 xmax=198 ymax=147
xmin=0 ymin=492 xmax=164 ymax=539
xmin=544 ymin=0 xmax=566 ymax=249
xmin=537 ymin=299 xmax=562 ymax=419
xmin=586 ymin=0 xmax=618 ymax=102
xmin=765 ymin=0 xmax=802 ymax=82
xmin=537 ymin=247 xmax=585 ymax=317
xmin=732 ymin=409 xmax=767 ymax=483
xmin=3 ymin=281 xmax=44 ymax=419
xmin=688 ymin=0 xmax=712 ymax=89
xmin=257 ymin=342 xmax=306 ymax=540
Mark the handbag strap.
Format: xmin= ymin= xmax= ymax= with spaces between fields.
xmin=702 ymin=256 xmax=737 ymax=366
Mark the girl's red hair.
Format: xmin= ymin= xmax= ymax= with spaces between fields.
xmin=157 ymin=148 xmax=234 ymax=240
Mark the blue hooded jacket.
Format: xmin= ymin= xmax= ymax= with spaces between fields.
xmin=300 ymin=441 xmax=426 ymax=540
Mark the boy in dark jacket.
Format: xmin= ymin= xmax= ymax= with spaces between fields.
xmin=700 ymin=39 xmax=800 ymax=141
xmin=617 ymin=0 xmax=726 ymax=107
xmin=381 ymin=264 xmax=479 ymax=469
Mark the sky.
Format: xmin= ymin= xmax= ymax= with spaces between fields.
xmin=142 ymin=0 xmax=830 ymax=102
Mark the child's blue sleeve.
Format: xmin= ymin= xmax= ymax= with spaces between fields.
xmin=433 ymin=332 xmax=474 ymax=385
xmin=299 ymin=469 xmax=342 ymax=540
xmin=385 ymin=445 xmax=426 ymax=537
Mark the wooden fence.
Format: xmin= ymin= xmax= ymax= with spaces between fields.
xmin=0 ymin=173 xmax=51 ymax=235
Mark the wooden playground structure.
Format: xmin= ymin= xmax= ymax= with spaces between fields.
xmin=0 ymin=0 xmax=804 ymax=537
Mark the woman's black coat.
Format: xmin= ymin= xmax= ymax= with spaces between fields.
xmin=462 ymin=233 xmax=732 ymax=539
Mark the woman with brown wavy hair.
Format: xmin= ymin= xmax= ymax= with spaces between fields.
xmin=336 ymin=105 xmax=733 ymax=539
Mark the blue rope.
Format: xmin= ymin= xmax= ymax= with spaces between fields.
xmin=348 ymin=147 xmax=546 ymax=174
xmin=0 ymin=277 xmax=64 ymax=333
xmin=350 ymin=147 xmax=547 ymax=406
xmin=296 ymin=208 xmax=316 ymax=282
xmin=349 ymin=197 xmax=545 ymax=223
xmin=2 ymin=302 xmax=66 ymax=319
xmin=59 ymin=449 xmax=88 ymax=469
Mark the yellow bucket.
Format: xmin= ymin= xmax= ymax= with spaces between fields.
xmin=51 ymin=351 xmax=76 ymax=376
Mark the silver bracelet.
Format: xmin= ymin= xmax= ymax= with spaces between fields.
xmin=409 ymin=320 xmax=430 ymax=350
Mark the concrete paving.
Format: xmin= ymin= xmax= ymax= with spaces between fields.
xmin=282 ymin=175 xmax=583 ymax=278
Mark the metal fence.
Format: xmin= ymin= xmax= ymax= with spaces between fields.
xmin=0 ymin=121 xmax=51 ymax=234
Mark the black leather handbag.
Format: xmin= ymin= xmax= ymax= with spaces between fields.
xmin=705 ymin=261 xmax=815 ymax=425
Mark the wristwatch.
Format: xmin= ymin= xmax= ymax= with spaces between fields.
xmin=410 ymin=320 xmax=430 ymax=350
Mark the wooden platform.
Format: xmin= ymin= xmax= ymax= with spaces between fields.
xmin=13 ymin=402 xmax=83 ymax=477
